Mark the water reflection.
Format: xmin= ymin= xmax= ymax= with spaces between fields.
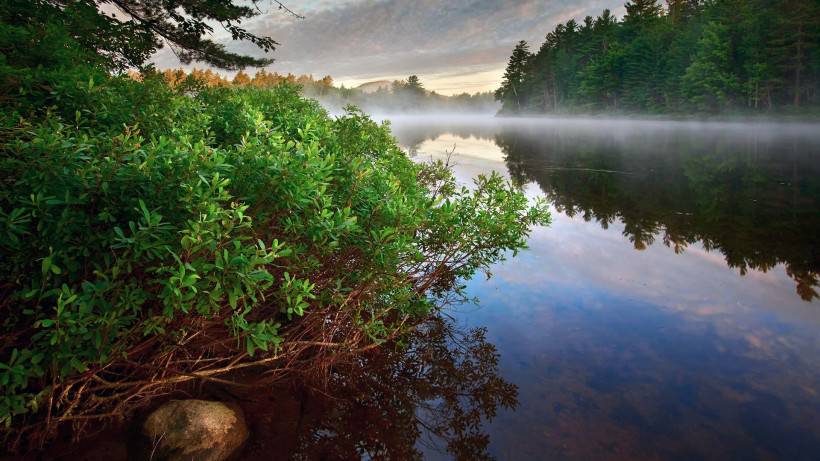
xmin=384 ymin=116 xmax=820 ymax=460
xmin=243 ymin=317 xmax=517 ymax=460
xmin=44 ymin=117 xmax=820 ymax=460
xmin=466 ymin=274 xmax=820 ymax=459
xmin=390 ymin=117 xmax=820 ymax=302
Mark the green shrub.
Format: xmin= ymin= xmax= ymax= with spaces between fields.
xmin=0 ymin=71 xmax=548 ymax=438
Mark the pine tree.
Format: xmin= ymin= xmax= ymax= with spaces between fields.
xmin=7 ymin=0 xmax=294 ymax=70
xmin=666 ymin=0 xmax=701 ymax=23
xmin=498 ymin=0 xmax=820 ymax=114
xmin=682 ymin=21 xmax=739 ymax=111
xmin=771 ymin=0 xmax=820 ymax=107
xmin=495 ymin=41 xmax=533 ymax=112
xmin=405 ymin=75 xmax=426 ymax=96
xmin=624 ymin=0 xmax=664 ymax=25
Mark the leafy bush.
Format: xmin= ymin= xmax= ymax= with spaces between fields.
xmin=0 ymin=64 xmax=548 ymax=444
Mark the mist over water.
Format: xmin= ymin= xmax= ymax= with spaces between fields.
xmin=384 ymin=113 xmax=820 ymax=143
xmin=382 ymin=115 xmax=820 ymax=460
xmin=310 ymin=92 xmax=501 ymax=118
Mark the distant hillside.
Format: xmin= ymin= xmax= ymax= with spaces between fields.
xmin=356 ymin=80 xmax=393 ymax=93
xmin=153 ymin=69 xmax=498 ymax=113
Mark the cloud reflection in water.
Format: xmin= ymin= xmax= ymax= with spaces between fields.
xmin=394 ymin=117 xmax=820 ymax=460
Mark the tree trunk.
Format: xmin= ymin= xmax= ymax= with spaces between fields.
xmin=544 ymin=84 xmax=550 ymax=112
xmin=512 ymin=84 xmax=520 ymax=112
xmin=794 ymin=22 xmax=804 ymax=108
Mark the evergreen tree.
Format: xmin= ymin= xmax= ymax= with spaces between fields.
xmin=624 ymin=0 xmax=664 ymax=25
xmin=405 ymin=75 xmax=426 ymax=95
xmin=771 ymin=0 xmax=820 ymax=107
xmin=666 ymin=0 xmax=701 ymax=23
xmin=682 ymin=21 xmax=740 ymax=110
xmin=3 ymin=0 xmax=297 ymax=70
xmin=496 ymin=0 xmax=820 ymax=114
xmin=495 ymin=40 xmax=532 ymax=112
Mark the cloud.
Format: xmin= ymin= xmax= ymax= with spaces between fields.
xmin=152 ymin=0 xmax=625 ymax=93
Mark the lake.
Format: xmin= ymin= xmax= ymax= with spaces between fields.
xmin=399 ymin=116 xmax=820 ymax=461
xmin=246 ymin=116 xmax=820 ymax=460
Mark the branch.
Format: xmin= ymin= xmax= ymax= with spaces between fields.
xmin=268 ymin=1 xmax=305 ymax=19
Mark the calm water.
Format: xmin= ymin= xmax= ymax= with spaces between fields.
xmin=251 ymin=116 xmax=820 ymax=461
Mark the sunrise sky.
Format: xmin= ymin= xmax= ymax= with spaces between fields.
xmin=152 ymin=0 xmax=626 ymax=95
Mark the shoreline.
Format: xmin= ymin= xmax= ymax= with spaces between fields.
xmin=492 ymin=111 xmax=820 ymax=124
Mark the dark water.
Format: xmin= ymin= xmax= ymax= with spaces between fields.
xmin=252 ymin=116 xmax=820 ymax=461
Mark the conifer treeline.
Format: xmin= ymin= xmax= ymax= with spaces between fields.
xmin=495 ymin=0 xmax=820 ymax=114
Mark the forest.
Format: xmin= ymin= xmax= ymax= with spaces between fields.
xmin=496 ymin=0 xmax=820 ymax=114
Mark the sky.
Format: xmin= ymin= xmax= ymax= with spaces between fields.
xmin=152 ymin=0 xmax=626 ymax=95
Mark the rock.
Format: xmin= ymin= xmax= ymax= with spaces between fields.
xmin=142 ymin=399 xmax=249 ymax=461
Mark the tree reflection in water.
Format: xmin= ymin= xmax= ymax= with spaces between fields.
xmin=244 ymin=317 xmax=516 ymax=460
xmin=496 ymin=126 xmax=820 ymax=301
xmin=390 ymin=118 xmax=820 ymax=302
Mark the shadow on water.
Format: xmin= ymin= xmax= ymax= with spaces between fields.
xmin=39 ymin=318 xmax=516 ymax=461
xmin=242 ymin=317 xmax=517 ymax=461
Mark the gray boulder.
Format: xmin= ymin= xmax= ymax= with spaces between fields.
xmin=142 ymin=399 xmax=249 ymax=461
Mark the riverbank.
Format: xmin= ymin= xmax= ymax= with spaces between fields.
xmin=1 ymin=34 xmax=547 ymax=452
